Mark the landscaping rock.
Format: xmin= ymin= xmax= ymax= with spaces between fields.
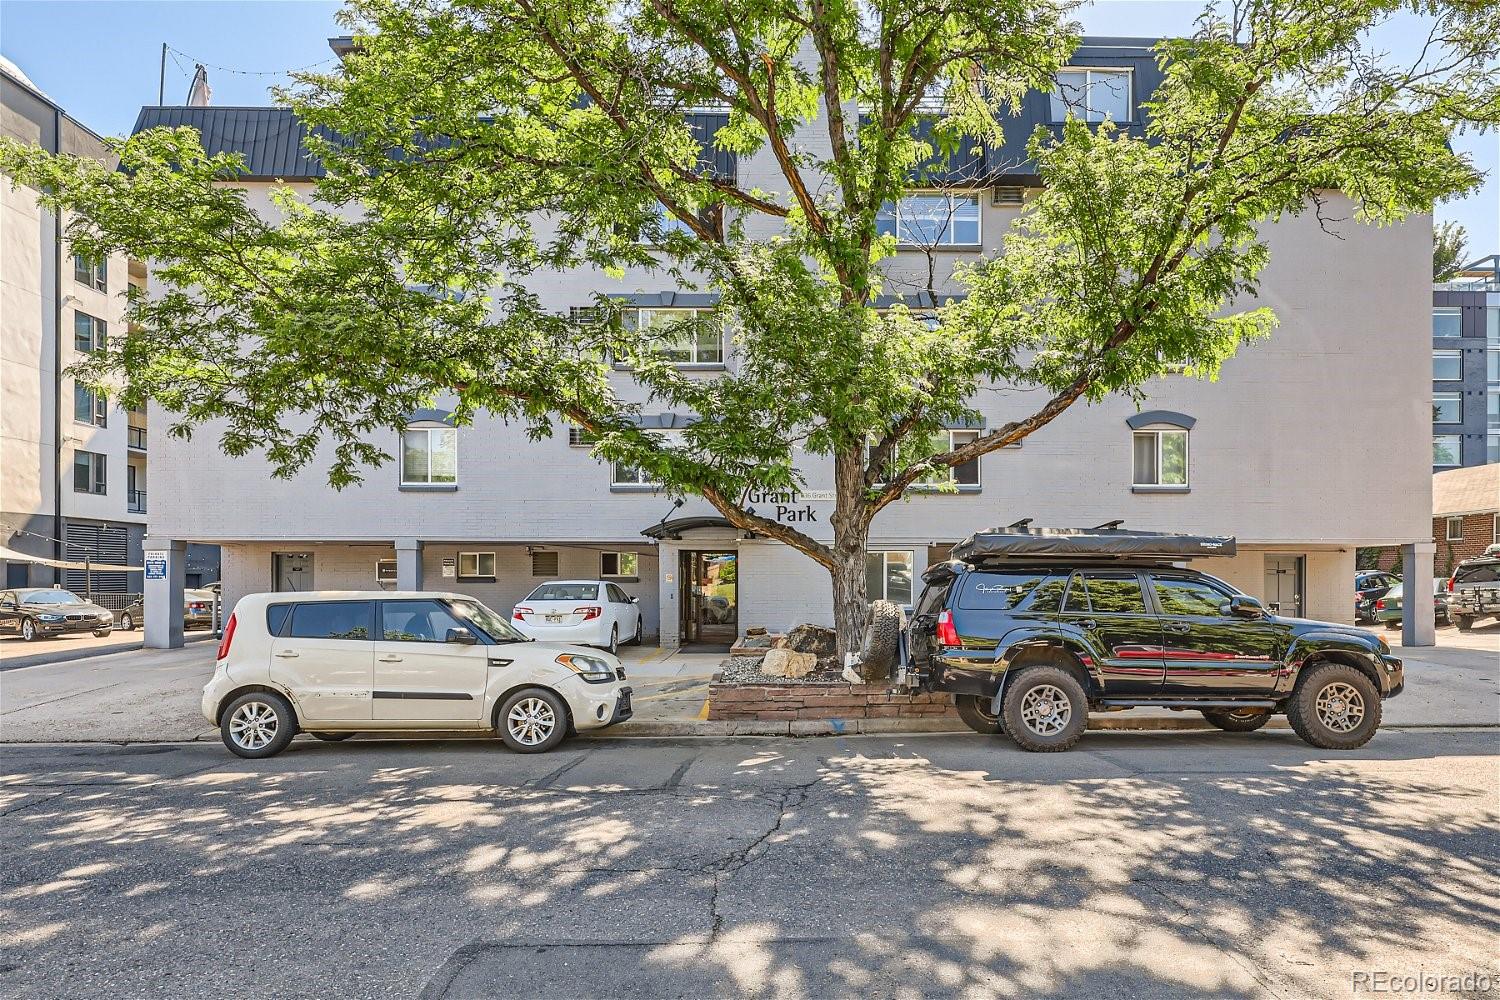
xmin=779 ymin=623 xmax=839 ymax=670
xmin=762 ymin=648 xmax=818 ymax=678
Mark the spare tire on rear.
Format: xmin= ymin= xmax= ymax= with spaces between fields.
xmin=859 ymin=600 xmax=904 ymax=680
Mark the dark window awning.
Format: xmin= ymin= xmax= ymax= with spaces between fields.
xmin=641 ymin=516 xmax=750 ymax=540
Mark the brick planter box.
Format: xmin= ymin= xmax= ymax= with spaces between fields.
xmin=707 ymin=681 xmax=958 ymax=723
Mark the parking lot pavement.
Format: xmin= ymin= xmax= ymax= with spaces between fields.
xmin=0 ymin=730 xmax=1494 ymax=999
xmin=0 ymin=628 xmax=216 ymax=672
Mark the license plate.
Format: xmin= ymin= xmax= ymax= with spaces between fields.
xmin=545 ymin=614 xmax=564 ymax=624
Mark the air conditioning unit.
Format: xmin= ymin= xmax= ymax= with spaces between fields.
xmin=991 ymin=186 xmax=1024 ymax=206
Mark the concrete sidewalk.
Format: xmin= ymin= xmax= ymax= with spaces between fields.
xmin=0 ymin=630 xmax=1493 ymax=743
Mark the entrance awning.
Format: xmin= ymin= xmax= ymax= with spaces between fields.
xmin=0 ymin=544 xmax=143 ymax=572
xmin=641 ymin=516 xmax=751 ymax=541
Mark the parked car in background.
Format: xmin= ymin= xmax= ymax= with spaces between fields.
xmin=112 ymin=589 xmax=221 ymax=632
xmin=1354 ymin=571 xmax=1400 ymax=624
xmin=116 ymin=597 xmax=143 ymax=632
xmin=0 ymin=589 xmax=114 ymax=641
xmin=512 ymin=580 xmax=644 ymax=654
xmin=202 ymin=591 xmax=631 ymax=757
xmin=1373 ymin=581 xmax=1448 ymax=630
xmin=1446 ymin=552 xmax=1500 ymax=631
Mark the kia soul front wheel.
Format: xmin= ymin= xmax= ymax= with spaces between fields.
xmin=497 ymin=687 xmax=569 ymax=754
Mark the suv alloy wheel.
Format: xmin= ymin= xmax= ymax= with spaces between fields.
xmin=1286 ymin=662 xmax=1382 ymax=750
xmin=1001 ymin=665 xmax=1089 ymax=752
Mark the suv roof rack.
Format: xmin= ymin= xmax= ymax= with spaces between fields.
xmin=950 ymin=525 xmax=1237 ymax=564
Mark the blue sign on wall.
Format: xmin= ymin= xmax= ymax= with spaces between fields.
xmin=145 ymin=556 xmax=167 ymax=580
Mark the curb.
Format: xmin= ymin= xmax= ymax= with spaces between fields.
xmin=600 ymin=715 xmax=1266 ymax=737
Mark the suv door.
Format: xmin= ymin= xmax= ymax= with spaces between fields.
xmin=270 ymin=601 xmax=375 ymax=723
xmin=1149 ymin=574 xmax=1287 ymax=695
xmin=372 ymin=599 xmax=490 ymax=723
xmin=1059 ymin=572 xmax=1164 ymax=695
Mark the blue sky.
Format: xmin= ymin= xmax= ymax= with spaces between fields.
xmin=2 ymin=0 xmax=1495 ymax=251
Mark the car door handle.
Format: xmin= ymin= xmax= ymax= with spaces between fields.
xmin=378 ymin=655 xmax=403 ymax=663
xmin=274 ymin=650 xmax=299 ymax=659
xmin=1078 ymin=620 xmax=1098 ymax=630
xmin=1165 ymin=622 xmax=1192 ymax=634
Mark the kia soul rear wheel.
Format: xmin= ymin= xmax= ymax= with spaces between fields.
xmin=221 ymin=691 xmax=297 ymax=759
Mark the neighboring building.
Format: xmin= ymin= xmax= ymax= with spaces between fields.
xmin=131 ymin=37 xmax=1438 ymax=646
xmin=1432 ymin=464 xmax=1500 ymax=575
xmin=0 ymin=58 xmax=220 ymax=595
xmin=1431 ymin=254 xmax=1499 ymax=470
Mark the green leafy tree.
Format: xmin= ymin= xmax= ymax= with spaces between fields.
xmin=2 ymin=0 xmax=1496 ymax=664
xmin=1433 ymin=220 xmax=1468 ymax=281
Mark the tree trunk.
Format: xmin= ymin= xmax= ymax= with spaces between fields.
xmin=828 ymin=444 xmax=872 ymax=673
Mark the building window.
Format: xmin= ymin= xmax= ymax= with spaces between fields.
xmin=876 ymin=193 xmax=981 ymax=247
xmin=1433 ymin=350 xmax=1463 ymax=381
xmin=1433 ymin=391 xmax=1463 ymax=424
xmin=640 ymin=201 xmax=697 ymax=243
xmin=1488 ymin=349 xmax=1499 ymax=385
xmin=866 ymin=550 xmax=914 ymax=605
xmin=1487 ymin=392 xmax=1499 ymax=429
xmin=400 ymin=427 xmax=457 ymax=485
xmin=531 ymin=550 xmax=560 ymax=577
xmin=1050 ymin=68 xmax=1132 ymax=123
xmin=1446 ymin=516 xmax=1464 ymax=542
xmin=375 ymin=559 xmax=397 ymax=584
xmin=916 ymin=429 xmax=981 ymax=488
xmin=1433 ymin=434 xmax=1462 ymax=467
xmin=625 ymin=308 xmax=725 ymax=366
xmin=458 ymin=551 xmax=496 ymax=581
xmin=74 ymin=312 xmax=107 ymax=353
xmin=1132 ymin=429 xmax=1188 ymax=488
xmin=73 ymin=451 xmax=107 ymax=494
xmin=73 ymin=384 xmax=107 ymax=427
xmin=602 ymin=551 xmax=639 ymax=579
xmin=1489 ymin=431 xmax=1500 ymax=464
xmin=72 ymin=254 xmax=106 ymax=291
xmin=1432 ymin=306 xmax=1462 ymax=338
xmin=1488 ymin=307 xmax=1498 ymax=344
xmin=1494 ymin=513 xmax=1499 ymax=544
xmin=612 ymin=430 xmax=682 ymax=488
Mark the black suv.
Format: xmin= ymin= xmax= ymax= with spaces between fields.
xmin=898 ymin=526 xmax=1404 ymax=753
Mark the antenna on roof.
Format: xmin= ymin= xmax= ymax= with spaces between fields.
xmin=1092 ymin=519 xmax=1125 ymax=530
xmin=1007 ymin=518 xmax=1033 ymax=529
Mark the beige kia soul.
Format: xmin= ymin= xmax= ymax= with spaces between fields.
xmin=202 ymin=591 xmax=632 ymax=757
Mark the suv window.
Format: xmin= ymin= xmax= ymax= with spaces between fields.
xmin=266 ymin=604 xmax=293 ymax=636
xmin=1151 ymin=576 xmax=1232 ymax=616
xmin=380 ymin=600 xmax=465 ymax=642
xmin=955 ymin=572 xmax=1052 ymax=611
xmin=1066 ymin=572 xmax=1149 ymax=614
xmin=914 ymin=582 xmax=950 ymax=618
xmin=288 ymin=601 xmax=373 ymax=640
xmin=1453 ymin=562 xmax=1499 ymax=585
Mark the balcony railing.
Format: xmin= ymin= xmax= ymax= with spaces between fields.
xmin=128 ymin=489 xmax=147 ymax=514
xmin=127 ymin=426 xmax=147 ymax=451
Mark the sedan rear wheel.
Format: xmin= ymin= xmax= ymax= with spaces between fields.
xmin=498 ymin=688 xmax=569 ymax=754
xmin=118 ymin=612 xmax=135 ymax=632
xmin=606 ymin=625 xmax=619 ymax=655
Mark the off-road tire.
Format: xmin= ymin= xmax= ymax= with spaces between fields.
xmin=859 ymin=601 xmax=903 ymax=678
xmin=1001 ymin=665 xmax=1088 ymax=753
xmin=221 ymin=691 xmax=298 ymax=759
xmin=1286 ymin=661 xmax=1382 ymax=750
xmin=1455 ymin=615 xmax=1474 ymax=632
xmin=1201 ymin=707 xmax=1272 ymax=733
xmin=497 ymin=687 xmax=570 ymax=754
xmin=955 ymin=694 xmax=1003 ymax=735
xmin=310 ymin=732 xmax=355 ymax=742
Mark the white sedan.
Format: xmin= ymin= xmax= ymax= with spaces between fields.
xmin=512 ymin=580 xmax=644 ymax=653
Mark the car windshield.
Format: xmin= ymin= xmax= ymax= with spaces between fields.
xmin=526 ymin=583 xmax=600 ymax=601
xmin=452 ymin=600 xmax=530 ymax=643
xmin=20 ymin=590 xmax=86 ymax=605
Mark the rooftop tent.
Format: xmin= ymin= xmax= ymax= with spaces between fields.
xmin=949 ymin=525 xmax=1236 ymax=564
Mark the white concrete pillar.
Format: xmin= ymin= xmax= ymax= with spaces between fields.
xmin=395 ymin=537 xmax=423 ymax=591
xmin=1400 ymin=541 xmax=1436 ymax=647
xmin=142 ymin=537 xmax=186 ymax=649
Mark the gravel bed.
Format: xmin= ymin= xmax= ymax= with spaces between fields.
xmin=715 ymin=656 xmax=846 ymax=685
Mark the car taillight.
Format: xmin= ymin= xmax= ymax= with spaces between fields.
xmin=575 ymin=606 xmax=602 ymax=621
xmin=190 ymin=602 xmax=205 ymax=611
xmin=1446 ymin=577 xmax=1454 ymax=592
xmin=513 ymin=606 xmax=533 ymax=620
xmin=216 ymin=613 xmax=237 ymax=661
xmin=936 ymin=609 xmax=959 ymax=646
xmin=1375 ymin=599 xmax=1385 ymax=610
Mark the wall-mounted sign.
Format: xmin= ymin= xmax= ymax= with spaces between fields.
xmin=144 ymin=551 xmax=168 ymax=580
xmin=441 ymin=557 xmax=456 ymax=579
xmin=741 ymin=489 xmax=834 ymax=524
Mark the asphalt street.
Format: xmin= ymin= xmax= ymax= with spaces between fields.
xmin=1 ymin=729 xmax=1496 ymax=999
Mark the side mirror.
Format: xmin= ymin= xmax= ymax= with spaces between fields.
xmin=630 ymin=595 xmax=639 ymax=604
xmin=446 ymin=626 xmax=478 ymax=645
xmin=1221 ymin=595 xmax=1267 ymax=619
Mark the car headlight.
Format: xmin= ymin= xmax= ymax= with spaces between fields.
xmin=38 ymin=614 xmax=63 ymax=622
xmin=555 ymin=653 xmax=616 ymax=683
xmin=1376 ymin=634 xmax=1390 ymax=654
xmin=98 ymin=612 xmax=113 ymax=622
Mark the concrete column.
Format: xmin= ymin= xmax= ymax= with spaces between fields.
xmin=1400 ymin=541 xmax=1436 ymax=648
xmin=142 ymin=537 xmax=186 ymax=649
xmin=395 ymin=537 xmax=423 ymax=591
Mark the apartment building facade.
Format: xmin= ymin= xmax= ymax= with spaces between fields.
xmin=133 ymin=38 xmax=1438 ymax=647
xmin=1431 ymin=255 xmax=1500 ymax=470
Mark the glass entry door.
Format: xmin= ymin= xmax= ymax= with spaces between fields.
xmin=681 ymin=551 xmax=737 ymax=645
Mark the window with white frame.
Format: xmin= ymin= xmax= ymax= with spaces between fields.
xmin=1433 ymin=392 xmax=1463 ymax=424
xmin=1488 ymin=349 xmax=1499 ymax=385
xmin=1488 ymin=307 xmax=1498 ymax=343
xmin=1132 ymin=428 xmax=1188 ymax=488
xmin=1433 ymin=434 xmax=1462 ymax=467
xmin=73 ymin=383 xmax=107 ymax=427
xmin=640 ymin=201 xmax=697 ymax=243
xmin=376 ymin=559 xmax=397 ymax=583
xmin=1432 ymin=306 xmax=1462 ymax=338
xmin=73 ymin=254 xmax=106 ymax=292
xmin=1446 ymin=516 xmax=1464 ymax=542
xmin=1433 ymin=350 xmax=1463 ymax=381
xmin=1493 ymin=513 xmax=1499 ymax=543
xmin=612 ymin=430 xmax=682 ymax=487
xmin=458 ymin=551 xmax=496 ymax=581
xmin=1488 ymin=392 xmax=1499 ymax=429
xmin=401 ymin=426 xmax=457 ymax=485
xmin=73 ymin=451 xmax=107 ymax=495
xmin=918 ymin=429 xmax=980 ymax=488
xmin=1050 ymin=68 xmax=1132 ymax=123
xmin=866 ymin=550 xmax=914 ymax=605
xmin=602 ymin=551 xmax=639 ymax=578
xmin=74 ymin=312 xmax=107 ymax=353
xmin=625 ymin=308 xmax=724 ymax=366
xmin=1490 ymin=431 xmax=1500 ymax=464
xmin=876 ymin=193 xmax=980 ymax=247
